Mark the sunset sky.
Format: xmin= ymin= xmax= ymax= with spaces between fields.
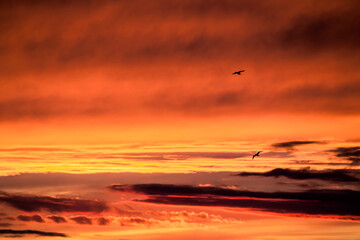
xmin=0 ymin=0 xmax=359 ymax=239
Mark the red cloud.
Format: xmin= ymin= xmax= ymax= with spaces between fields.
xmin=70 ymin=216 xmax=92 ymax=225
xmin=17 ymin=214 xmax=44 ymax=223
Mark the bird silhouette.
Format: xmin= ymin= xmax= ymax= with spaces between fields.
xmin=252 ymin=151 xmax=262 ymax=159
xmin=233 ymin=70 xmax=245 ymax=75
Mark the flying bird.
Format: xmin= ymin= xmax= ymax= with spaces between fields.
xmin=233 ymin=70 xmax=245 ymax=75
xmin=252 ymin=151 xmax=262 ymax=159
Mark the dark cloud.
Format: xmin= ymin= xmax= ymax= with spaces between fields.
xmin=329 ymin=146 xmax=360 ymax=165
xmin=0 ymin=0 xmax=273 ymax=73
xmin=47 ymin=215 xmax=67 ymax=223
xmin=0 ymin=1 xmax=234 ymax=77
xmin=141 ymin=195 xmax=360 ymax=220
xmin=110 ymin=183 xmax=359 ymax=201
xmin=118 ymin=217 xmax=157 ymax=226
xmin=97 ymin=217 xmax=110 ymax=225
xmin=238 ymin=168 xmax=360 ymax=182
xmin=0 ymin=229 xmax=67 ymax=237
xmin=1 ymin=0 xmax=357 ymax=72
xmin=17 ymin=215 xmax=44 ymax=223
xmin=110 ymin=184 xmax=360 ymax=219
xmin=0 ymin=191 xmax=108 ymax=213
xmin=271 ymin=141 xmax=324 ymax=150
xmin=279 ymin=3 xmax=360 ymax=51
xmin=70 ymin=216 xmax=92 ymax=225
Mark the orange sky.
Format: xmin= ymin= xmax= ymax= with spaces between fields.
xmin=1 ymin=0 xmax=359 ymax=144
xmin=0 ymin=0 xmax=359 ymax=239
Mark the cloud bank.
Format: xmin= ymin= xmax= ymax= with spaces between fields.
xmin=0 ymin=191 xmax=108 ymax=213
xmin=238 ymin=168 xmax=360 ymax=182
xmin=110 ymin=183 xmax=360 ymax=220
xmin=0 ymin=229 xmax=67 ymax=237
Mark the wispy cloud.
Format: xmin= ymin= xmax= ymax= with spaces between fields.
xmin=271 ymin=141 xmax=324 ymax=150
xmin=329 ymin=146 xmax=360 ymax=165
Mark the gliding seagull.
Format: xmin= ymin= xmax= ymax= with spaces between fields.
xmin=233 ymin=70 xmax=245 ymax=75
xmin=252 ymin=151 xmax=262 ymax=160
